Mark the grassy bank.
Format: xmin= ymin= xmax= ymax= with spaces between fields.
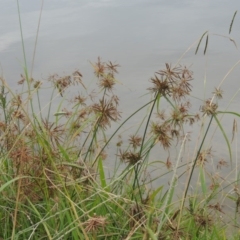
xmin=0 ymin=3 xmax=240 ymax=239
xmin=0 ymin=56 xmax=239 ymax=239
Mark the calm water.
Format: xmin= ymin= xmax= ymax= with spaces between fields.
xmin=0 ymin=0 xmax=240 ymax=195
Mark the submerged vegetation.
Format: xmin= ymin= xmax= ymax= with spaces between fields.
xmin=0 ymin=3 xmax=240 ymax=240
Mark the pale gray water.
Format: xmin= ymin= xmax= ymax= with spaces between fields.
xmin=0 ymin=0 xmax=240 ymax=210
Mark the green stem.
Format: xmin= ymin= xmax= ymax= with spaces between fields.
xmin=83 ymin=122 xmax=99 ymax=162
xmin=183 ymin=114 xmax=214 ymax=200
xmin=17 ymin=0 xmax=34 ymax=115
xmin=132 ymin=93 xmax=159 ymax=200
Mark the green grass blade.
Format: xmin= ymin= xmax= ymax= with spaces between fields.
xmin=98 ymin=157 xmax=109 ymax=191
xmin=200 ymin=166 xmax=207 ymax=195
xmin=149 ymin=186 xmax=163 ymax=203
xmin=16 ymin=0 xmax=28 ymax=72
xmin=213 ymin=114 xmax=232 ymax=164
xmin=195 ymin=31 xmax=208 ymax=54
xmin=0 ymin=176 xmax=27 ymax=193
xmin=146 ymin=227 xmax=157 ymax=240
xmin=217 ymin=111 xmax=240 ymax=118
xmin=229 ymin=11 xmax=237 ymax=34
xmin=204 ymin=34 xmax=209 ymax=55
xmin=26 ymin=199 xmax=52 ymax=239
xmin=58 ymin=145 xmax=70 ymax=162
xmin=156 ymin=92 xmax=161 ymax=113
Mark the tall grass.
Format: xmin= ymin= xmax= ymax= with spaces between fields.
xmin=0 ymin=3 xmax=239 ymax=239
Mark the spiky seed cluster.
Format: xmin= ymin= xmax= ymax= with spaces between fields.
xmin=194 ymin=213 xmax=212 ymax=229
xmin=148 ymin=76 xmax=171 ymax=96
xmin=92 ymin=97 xmax=121 ymax=129
xmin=41 ymin=119 xmax=65 ymax=148
xmin=12 ymin=110 xmax=26 ymax=123
xmin=170 ymin=101 xmax=196 ymax=127
xmin=93 ymin=57 xmax=120 ymax=92
xmin=213 ymin=87 xmax=223 ymax=100
xmin=208 ymin=202 xmax=224 ymax=213
xmin=217 ymin=159 xmax=228 ymax=169
xmin=148 ymin=63 xmax=193 ymax=101
xmin=49 ymin=70 xmax=84 ymax=96
xmin=200 ymin=99 xmax=218 ymax=116
xmin=73 ymin=95 xmax=87 ymax=106
xmin=118 ymin=149 xmax=142 ymax=165
xmin=151 ymin=122 xmax=172 ymax=149
xmin=84 ymin=214 xmax=108 ymax=233
xmin=11 ymin=95 xmax=22 ymax=108
xmin=197 ymin=148 xmax=212 ymax=166
xmin=128 ymin=135 xmax=142 ymax=149
xmin=33 ymin=80 xmax=42 ymax=89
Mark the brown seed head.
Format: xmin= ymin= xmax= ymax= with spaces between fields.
xmin=84 ymin=214 xmax=108 ymax=233
xmin=200 ymin=99 xmax=218 ymax=116
xmin=128 ymin=135 xmax=142 ymax=149
xmin=92 ymin=98 xmax=121 ymax=129
xmin=148 ymin=75 xmax=171 ymax=96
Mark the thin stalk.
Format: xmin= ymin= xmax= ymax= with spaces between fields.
xmin=131 ymin=93 xmax=159 ymax=198
xmin=47 ymin=88 xmax=56 ymax=121
xmin=139 ymin=93 xmax=159 ymax=157
xmin=30 ymin=0 xmax=44 ymax=79
xmin=77 ymin=118 xmax=99 ymax=158
xmin=11 ymin=156 xmax=24 ymax=240
xmin=16 ymin=0 xmax=34 ymax=115
xmin=83 ymin=121 xmax=100 ymax=162
xmin=182 ymin=115 xmax=213 ymax=202
xmin=156 ymin=133 xmax=189 ymax=236
xmin=16 ymin=0 xmax=28 ymax=74
xmin=36 ymin=90 xmax=43 ymax=119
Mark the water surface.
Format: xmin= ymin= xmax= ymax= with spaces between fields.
xmin=0 ymin=0 xmax=240 ymax=194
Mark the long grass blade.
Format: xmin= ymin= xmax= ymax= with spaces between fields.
xmin=26 ymin=200 xmax=52 ymax=240
xmin=183 ymin=115 xmax=213 ymax=200
xmin=146 ymin=227 xmax=157 ymax=240
xmin=195 ymin=31 xmax=208 ymax=54
xmin=232 ymin=119 xmax=237 ymax=142
xmin=156 ymin=134 xmax=188 ymax=235
xmin=200 ymin=165 xmax=207 ymax=195
xmin=0 ymin=176 xmax=27 ymax=193
xmin=98 ymin=157 xmax=109 ymax=191
xmin=30 ymin=0 xmax=44 ymax=78
xmin=229 ymin=11 xmax=237 ymax=34
xmin=213 ymin=114 xmax=232 ymax=165
xmin=217 ymin=111 xmax=240 ymax=118
xmin=204 ymin=34 xmax=209 ymax=55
